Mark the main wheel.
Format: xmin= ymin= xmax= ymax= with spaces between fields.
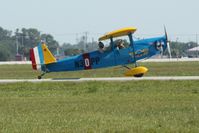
xmin=134 ymin=73 xmax=144 ymax=77
xmin=38 ymin=76 xmax=42 ymax=79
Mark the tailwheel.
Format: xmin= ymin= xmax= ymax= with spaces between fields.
xmin=38 ymin=75 xmax=42 ymax=79
xmin=37 ymin=72 xmax=46 ymax=79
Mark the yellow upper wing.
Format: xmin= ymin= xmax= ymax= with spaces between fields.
xmin=99 ymin=27 xmax=137 ymax=41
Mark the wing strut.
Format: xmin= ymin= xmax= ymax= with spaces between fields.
xmin=128 ymin=33 xmax=137 ymax=67
xmin=110 ymin=37 xmax=117 ymax=65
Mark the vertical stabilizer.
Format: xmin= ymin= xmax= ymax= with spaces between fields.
xmin=30 ymin=43 xmax=56 ymax=70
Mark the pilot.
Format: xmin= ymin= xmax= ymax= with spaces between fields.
xmin=98 ymin=41 xmax=105 ymax=52
xmin=117 ymin=39 xmax=125 ymax=49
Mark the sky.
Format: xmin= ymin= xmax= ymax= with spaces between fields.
xmin=0 ymin=0 xmax=199 ymax=44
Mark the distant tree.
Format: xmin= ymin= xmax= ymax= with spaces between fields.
xmin=41 ymin=34 xmax=59 ymax=54
xmin=14 ymin=28 xmax=60 ymax=59
xmin=0 ymin=44 xmax=12 ymax=61
xmin=0 ymin=27 xmax=12 ymax=41
xmin=61 ymin=37 xmax=98 ymax=57
xmin=0 ymin=27 xmax=60 ymax=61
xmin=62 ymin=43 xmax=73 ymax=49
xmin=164 ymin=41 xmax=198 ymax=58
xmin=0 ymin=27 xmax=15 ymax=60
xmin=64 ymin=48 xmax=83 ymax=56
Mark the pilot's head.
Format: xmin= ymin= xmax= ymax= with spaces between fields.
xmin=118 ymin=39 xmax=123 ymax=44
xmin=117 ymin=39 xmax=124 ymax=46
xmin=98 ymin=41 xmax=104 ymax=49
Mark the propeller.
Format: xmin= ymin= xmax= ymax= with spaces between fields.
xmin=160 ymin=43 xmax=164 ymax=58
xmin=164 ymin=26 xmax=172 ymax=58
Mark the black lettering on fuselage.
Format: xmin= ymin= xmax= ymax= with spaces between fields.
xmin=74 ymin=57 xmax=100 ymax=68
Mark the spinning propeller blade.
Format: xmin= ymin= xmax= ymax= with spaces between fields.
xmin=164 ymin=26 xmax=171 ymax=58
xmin=160 ymin=44 xmax=164 ymax=58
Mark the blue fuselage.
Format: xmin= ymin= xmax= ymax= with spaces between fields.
xmin=45 ymin=36 xmax=167 ymax=72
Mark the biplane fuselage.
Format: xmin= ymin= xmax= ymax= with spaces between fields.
xmin=46 ymin=37 xmax=166 ymax=72
xmin=30 ymin=27 xmax=168 ymax=78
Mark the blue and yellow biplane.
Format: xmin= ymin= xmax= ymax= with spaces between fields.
xmin=30 ymin=27 xmax=170 ymax=79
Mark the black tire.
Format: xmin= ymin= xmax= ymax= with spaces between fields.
xmin=134 ymin=73 xmax=144 ymax=77
xmin=38 ymin=76 xmax=42 ymax=79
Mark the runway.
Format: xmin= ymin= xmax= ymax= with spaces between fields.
xmin=1 ymin=58 xmax=199 ymax=65
xmin=0 ymin=76 xmax=199 ymax=83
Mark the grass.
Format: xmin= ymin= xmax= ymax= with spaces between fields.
xmin=0 ymin=61 xmax=199 ymax=79
xmin=0 ymin=62 xmax=199 ymax=132
xmin=0 ymin=81 xmax=198 ymax=132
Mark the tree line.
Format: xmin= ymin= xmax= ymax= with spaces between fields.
xmin=0 ymin=26 xmax=99 ymax=61
xmin=0 ymin=27 xmax=60 ymax=61
xmin=0 ymin=26 xmax=198 ymax=61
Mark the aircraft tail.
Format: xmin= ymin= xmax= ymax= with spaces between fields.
xmin=30 ymin=43 xmax=56 ymax=71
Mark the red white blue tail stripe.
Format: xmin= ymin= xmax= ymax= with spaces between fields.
xmin=30 ymin=45 xmax=42 ymax=70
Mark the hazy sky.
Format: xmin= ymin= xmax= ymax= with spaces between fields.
xmin=0 ymin=0 xmax=198 ymax=44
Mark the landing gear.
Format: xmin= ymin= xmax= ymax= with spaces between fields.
xmin=134 ymin=73 xmax=144 ymax=77
xmin=38 ymin=75 xmax=42 ymax=79
xmin=37 ymin=72 xmax=46 ymax=79
xmin=125 ymin=33 xmax=147 ymax=77
xmin=124 ymin=66 xmax=148 ymax=77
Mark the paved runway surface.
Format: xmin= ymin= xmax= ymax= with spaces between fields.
xmin=1 ymin=58 xmax=199 ymax=65
xmin=0 ymin=76 xmax=199 ymax=83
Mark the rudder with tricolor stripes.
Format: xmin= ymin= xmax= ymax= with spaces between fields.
xmin=30 ymin=42 xmax=56 ymax=71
